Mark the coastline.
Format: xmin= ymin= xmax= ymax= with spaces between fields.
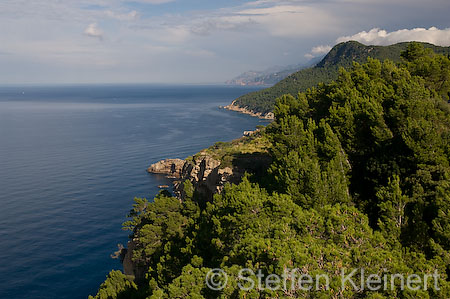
xmin=221 ymin=99 xmax=274 ymax=120
xmin=124 ymin=96 xmax=273 ymax=284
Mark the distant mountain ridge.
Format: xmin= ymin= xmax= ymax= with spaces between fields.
xmin=226 ymin=41 xmax=450 ymax=116
xmin=225 ymin=67 xmax=297 ymax=86
xmin=226 ymin=57 xmax=323 ymax=86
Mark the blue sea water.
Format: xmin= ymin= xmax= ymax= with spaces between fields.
xmin=0 ymin=84 xmax=265 ymax=299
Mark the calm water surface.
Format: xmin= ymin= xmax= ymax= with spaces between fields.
xmin=0 ymin=84 xmax=265 ymax=298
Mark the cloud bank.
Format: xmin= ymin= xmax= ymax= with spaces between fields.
xmin=337 ymin=27 xmax=450 ymax=46
xmin=1 ymin=0 xmax=449 ymax=84
xmin=130 ymin=0 xmax=175 ymax=3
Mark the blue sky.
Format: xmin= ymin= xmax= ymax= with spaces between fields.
xmin=0 ymin=0 xmax=449 ymax=84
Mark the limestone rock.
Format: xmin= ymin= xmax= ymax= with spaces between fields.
xmin=172 ymin=153 xmax=241 ymax=200
xmin=147 ymin=158 xmax=184 ymax=178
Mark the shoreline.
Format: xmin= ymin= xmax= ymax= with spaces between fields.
xmin=221 ymin=99 xmax=274 ymax=120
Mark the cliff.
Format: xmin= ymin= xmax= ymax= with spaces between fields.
xmin=174 ymin=153 xmax=243 ymax=200
xmin=121 ymin=240 xmax=146 ymax=282
xmin=147 ymin=134 xmax=271 ymax=201
xmin=123 ymin=134 xmax=271 ymax=279
xmin=147 ymin=153 xmax=243 ymax=201
xmin=125 ymin=151 xmax=261 ymax=280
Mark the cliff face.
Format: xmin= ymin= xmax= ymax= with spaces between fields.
xmin=174 ymin=153 xmax=242 ymax=200
xmin=121 ymin=240 xmax=146 ymax=282
xmin=148 ymin=154 xmax=242 ymax=201
xmin=124 ymin=154 xmax=241 ymax=279
xmin=128 ymin=143 xmax=270 ymax=279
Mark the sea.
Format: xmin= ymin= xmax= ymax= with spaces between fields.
xmin=0 ymin=84 xmax=265 ymax=299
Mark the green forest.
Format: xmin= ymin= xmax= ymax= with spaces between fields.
xmin=234 ymin=41 xmax=450 ymax=115
xmin=90 ymin=43 xmax=450 ymax=298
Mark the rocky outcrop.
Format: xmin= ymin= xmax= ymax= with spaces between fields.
xmin=122 ymin=240 xmax=146 ymax=282
xmin=125 ymin=154 xmax=240 ymax=278
xmin=173 ymin=153 xmax=243 ymax=200
xmin=222 ymin=100 xmax=274 ymax=120
xmin=148 ymin=151 xmax=271 ymax=201
xmin=128 ymin=151 xmax=270 ymax=280
xmin=147 ymin=158 xmax=184 ymax=178
xmin=147 ymin=155 xmax=239 ymax=201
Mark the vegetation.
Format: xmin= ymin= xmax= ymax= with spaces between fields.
xmin=234 ymin=41 xmax=450 ymax=115
xmin=91 ymin=44 xmax=450 ymax=298
xmin=197 ymin=130 xmax=270 ymax=168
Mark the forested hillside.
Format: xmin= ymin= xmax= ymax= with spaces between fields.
xmin=90 ymin=44 xmax=450 ymax=298
xmin=232 ymin=41 xmax=450 ymax=116
xmin=226 ymin=57 xmax=322 ymax=86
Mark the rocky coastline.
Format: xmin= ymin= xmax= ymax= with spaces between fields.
xmin=123 ymin=125 xmax=271 ymax=280
xmin=222 ymin=99 xmax=274 ymax=120
xmin=146 ymin=158 xmax=185 ymax=179
xmin=122 ymin=153 xmax=245 ymax=278
xmin=146 ymin=153 xmax=242 ymax=201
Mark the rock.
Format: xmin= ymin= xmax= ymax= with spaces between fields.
xmin=122 ymin=240 xmax=146 ymax=282
xmin=149 ymin=150 xmax=271 ymax=201
xmin=147 ymin=158 xmax=184 ymax=178
xmin=147 ymin=155 xmax=235 ymax=200
xmin=172 ymin=153 xmax=243 ymax=201
xmin=129 ymin=151 xmax=271 ymax=281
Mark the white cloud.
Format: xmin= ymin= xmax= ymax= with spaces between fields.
xmin=305 ymin=44 xmax=332 ymax=58
xmin=239 ymin=5 xmax=308 ymax=15
xmin=307 ymin=27 xmax=450 ymax=59
xmin=84 ymin=23 xmax=104 ymax=40
xmin=105 ymin=10 xmax=139 ymax=21
xmin=128 ymin=0 xmax=175 ymax=3
xmin=159 ymin=26 xmax=191 ymax=44
xmin=184 ymin=48 xmax=216 ymax=58
xmin=189 ymin=4 xmax=340 ymax=38
xmin=1 ymin=0 xmax=448 ymax=84
xmin=337 ymin=27 xmax=450 ymax=46
xmin=311 ymin=45 xmax=331 ymax=54
xmin=190 ymin=16 xmax=255 ymax=36
xmin=244 ymin=5 xmax=340 ymax=38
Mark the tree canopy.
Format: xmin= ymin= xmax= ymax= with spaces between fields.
xmin=91 ymin=43 xmax=450 ymax=298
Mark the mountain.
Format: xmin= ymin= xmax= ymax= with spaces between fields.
xmin=226 ymin=57 xmax=323 ymax=86
xmin=227 ymin=41 xmax=450 ymax=116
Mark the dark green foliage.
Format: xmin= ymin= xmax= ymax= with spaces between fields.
xmin=234 ymin=67 xmax=338 ymax=114
xmin=88 ymin=270 xmax=138 ymax=299
xmin=267 ymin=107 xmax=351 ymax=208
xmin=376 ymin=175 xmax=409 ymax=245
xmin=91 ymin=45 xmax=450 ymax=298
xmin=401 ymin=42 xmax=450 ymax=100
xmin=269 ymin=48 xmax=450 ymax=256
xmin=234 ymin=41 xmax=450 ymax=115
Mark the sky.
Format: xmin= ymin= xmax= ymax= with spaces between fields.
xmin=0 ymin=0 xmax=449 ymax=84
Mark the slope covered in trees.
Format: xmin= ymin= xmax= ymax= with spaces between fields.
xmin=232 ymin=41 xmax=450 ymax=115
xmin=90 ymin=44 xmax=450 ymax=298
xmin=226 ymin=57 xmax=323 ymax=86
